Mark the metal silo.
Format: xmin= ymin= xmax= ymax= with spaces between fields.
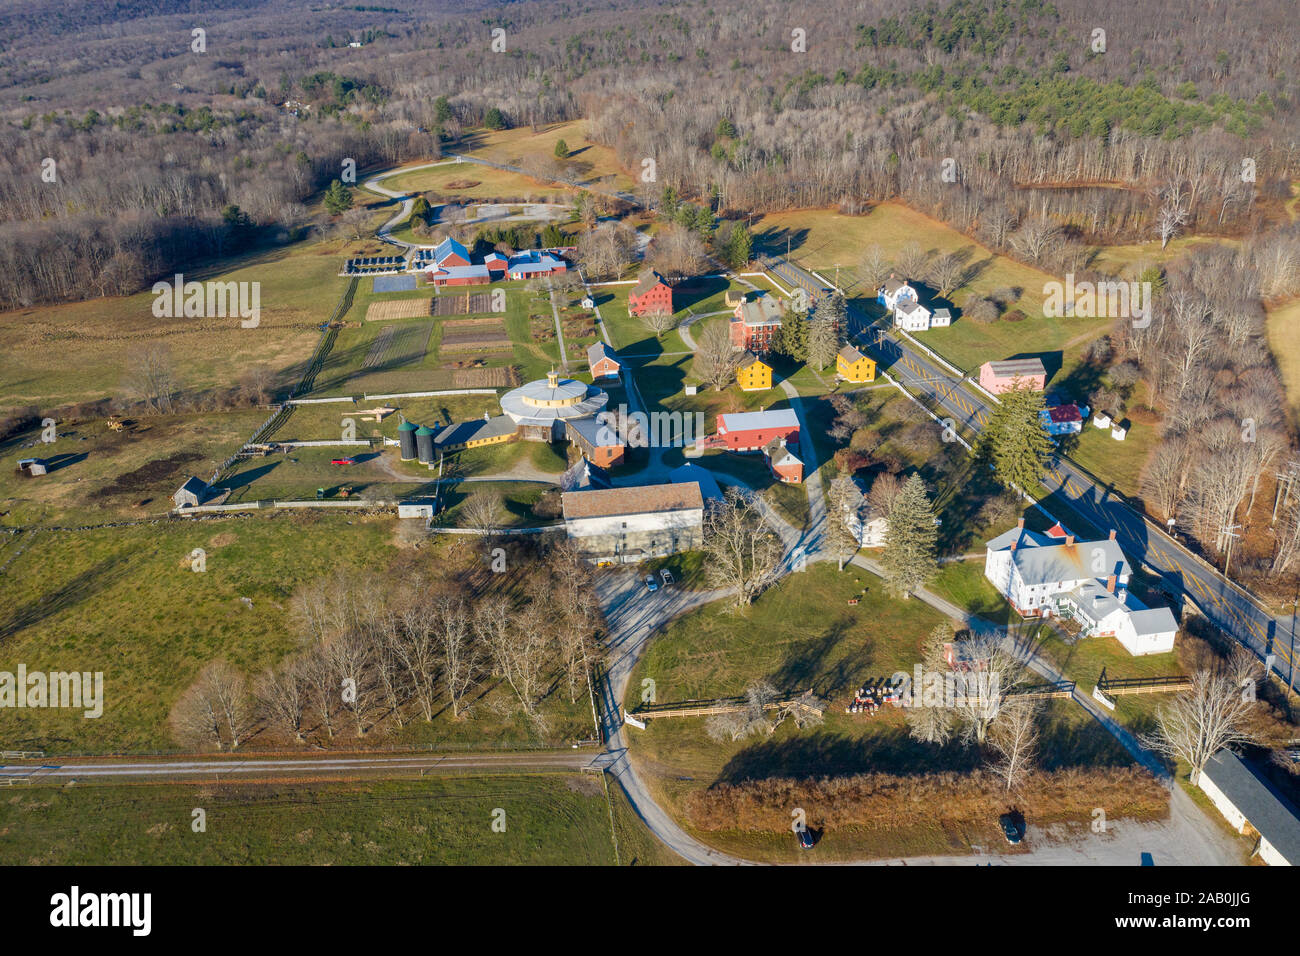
xmin=398 ymin=420 xmax=418 ymax=461
xmin=415 ymin=425 xmax=435 ymax=463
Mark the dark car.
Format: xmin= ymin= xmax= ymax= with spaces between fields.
xmin=796 ymin=826 xmax=815 ymax=850
xmin=999 ymin=812 xmax=1024 ymax=845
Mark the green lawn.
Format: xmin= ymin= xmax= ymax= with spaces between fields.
xmin=623 ymin=563 xmax=1133 ymax=862
xmin=930 ymin=559 xmax=1016 ymax=625
xmin=0 ymin=773 xmax=680 ymax=865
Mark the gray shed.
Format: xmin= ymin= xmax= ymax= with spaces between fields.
xmin=173 ymin=476 xmax=210 ymax=509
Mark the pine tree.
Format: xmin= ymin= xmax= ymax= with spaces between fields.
xmin=879 ymin=474 xmax=938 ymax=599
xmin=484 ymin=107 xmax=507 ymax=130
xmin=554 ymin=138 xmax=569 ymax=159
xmin=974 ymin=383 xmax=1053 ymax=493
xmin=775 ymin=310 xmax=809 ymax=362
xmin=808 ymin=317 xmax=839 ymax=370
xmin=725 ymin=223 xmax=752 ymax=270
xmin=323 ymin=179 xmax=353 ymax=216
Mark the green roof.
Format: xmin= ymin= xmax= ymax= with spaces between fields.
xmin=415 ymin=425 xmax=435 ymax=436
xmin=398 ymin=421 xmax=418 ymax=431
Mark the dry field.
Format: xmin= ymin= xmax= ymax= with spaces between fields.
xmin=453 ymin=366 xmax=518 ymax=388
xmin=361 ymin=322 xmax=434 ymax=369
xmin=365 ymin=298 xmax=432 ymax=321
xmin=440 ymin=319 xmax=510 ymax=353
xmin=432 ymin=291 xmax=497 ymax=315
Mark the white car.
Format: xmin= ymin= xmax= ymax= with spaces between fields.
xmin=659 ymin=568 xmax=674 ymax=586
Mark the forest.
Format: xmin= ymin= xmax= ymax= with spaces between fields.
xmin=2 ymin=0 xmax=1297 ymax=309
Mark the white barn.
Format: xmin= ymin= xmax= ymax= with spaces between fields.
xmin=1199 ymin=749 xmax=1300 ymax=866
xmin=561 ymin=482 xmax=704 ymax=564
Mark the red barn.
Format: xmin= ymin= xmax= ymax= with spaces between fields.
xmin=432 ymin=237 xmax=471 ymax=267
xmin=714 ymin=408 xmax=800 ymax=451
xmin=628 ymin=271 xmax=673 ymax=316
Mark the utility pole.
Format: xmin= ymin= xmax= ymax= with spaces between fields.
xmin=1272 ymin=463 xmax=1298 ymax=525
xmin=1220 ymin=523 xmax=1242 ymax=578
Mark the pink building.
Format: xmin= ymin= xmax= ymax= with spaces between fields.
xmin=979 ymin=358 xmax=1047 ymax=394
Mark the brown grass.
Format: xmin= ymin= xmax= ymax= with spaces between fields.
xmin=453 ymin=367 xmax=518 ymax=388
xmin=365 ymin=299 xmax=432 ymax=322
xmin=684 ymin=767 xmax=1168 ymax=832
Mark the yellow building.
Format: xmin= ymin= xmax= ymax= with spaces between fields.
xmin=836 ymin=345 xmax=876 ymax=383
xmin=736 ymin=352 xmax=773 ymax=391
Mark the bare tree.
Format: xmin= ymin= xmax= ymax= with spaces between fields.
xmin=1141 ymin=668 xmax=1257 ymax=784
xmin=949 ymin=631 xmax=1027 ymax=746
xmin=462 ymin=490 xmax=504 ymax=536
xmin=826 ymin=475 xmax=861 ymax=571
xmin=905 ymin=623 xmax=957 ymax=745
xmin=640 ymin=309 xmax=679 ymax=339
xmin=928 ymin=253 xmax=964 ymax=299
xmin=988 ymin=697 xmax=1039 ymax=791
xmin=476 ymin=596 xmax=552 ymax=721
xmin=255 ymin=658 xmax=307 ymax=744
xmin=123 ymin=342 xmax=175 ymax=415
xmin=1010 ymin=218 xmax=1060 ymax=264
xmin=435 ymin=594 xmax=479 ymax=719
xmin=856 ymin=242 xmax=890 ymax=290
xmin=171 ymin=660 xmax=251 ymax=751
xmin=702 ymin=488 xmax=784 ymax=608
xmin=895 ymin=240 xmax=929 ymax=280
xmin=706 ymin=680 xmax=779 ymax=741
xmin=692 ymin=320 xmax=744 ymax=391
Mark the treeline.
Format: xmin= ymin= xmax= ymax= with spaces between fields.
xmin=683 ymin=767 xmax=1167 ymax=832
xmin=169 ymin=539 xmax=604 ymax=750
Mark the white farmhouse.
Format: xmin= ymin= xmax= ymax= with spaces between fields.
xmin=983 ymin=520 xmax=1179 ymax=655
xmin=840 ymin=480 xmax=888 ymax=547
xmin=561 ymin=482 xmax=704 ymax=564
xmin=893 ymin=299 xmax=935 ymax=332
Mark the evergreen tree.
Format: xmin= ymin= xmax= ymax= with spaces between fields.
xmin=323 ymin=180 xmax=353 ymax=216
xmin=973 ymin=383 xmax=1053 ymax=493
xmin=484 ymin=107 xmax=507 ymax=130
xmin=724 ymin=223 xmax=752 ymax=270
xmin=554 ymin=138 xmax=569 ymax=159
xmin=775 ymin=310 xmax=809 ymax=362
xmin=808 ymin=317 xmax=839 ymax=370
xmin=542 ymin=224 xmax=566 ymax=247
xmin=880 ymin=474 xmax=938 ymax=599
xmin=434 ymin=96 xmax=453 ymax=124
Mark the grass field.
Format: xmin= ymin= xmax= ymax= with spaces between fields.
xmin=0 ymin=773 xmax=682 ymax=865
xmin=0 ymin=242 xmax=355 ymax=411
xmin=1267 ymin=297 xmax=1300 ymax=428
xmin=458 ymin=121 xmax=637 ymax=193
xmin=623 ymin=563 xmax=1134 ymax=862
xmin=0 ymin=512 xmax=593 ymax=753
xmin=381 ymin=161 xmax=573 ymax=204
xmin=0 ymin=409 xmax=267 ymax=526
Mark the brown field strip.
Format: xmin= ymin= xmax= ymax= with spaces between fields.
xmin=366 ymin=298 xmax=433 ymax=322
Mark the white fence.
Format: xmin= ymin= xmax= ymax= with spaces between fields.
xmin=363 ymin=389 xmax=500 ymax=400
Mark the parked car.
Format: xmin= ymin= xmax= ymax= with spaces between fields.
xmin=331 ymin=457 xmax=355 ymax=466
xmin=795 ymin=826 xmax=815 ymax=850
xmin=659 ymin=568 xmax=674 ymax=586
xmin=644 ymin=575 xmax=659 ymax=593
xmin=999 ymin=812 xmax=1024 ymax=845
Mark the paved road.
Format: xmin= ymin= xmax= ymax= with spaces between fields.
xmin=763 ymin=252 xmax=1297 ymax=690
xmin=0 ymin=749 xmax=607 ymax=783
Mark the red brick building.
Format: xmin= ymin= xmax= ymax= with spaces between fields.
xmin=729 ymin=292 xmax=784 ymax=352
xmin=628 ymin=271 xmax=673 ymax=316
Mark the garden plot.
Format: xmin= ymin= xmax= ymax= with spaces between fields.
xmin=365 ymin=298 xmax=432 ymax=322
xmin=432 ymin=292 xmax=497 ymax=315
xmin=362 ymin=321 xmax=433 ymax=369
xmin=439 ymin=317 xmax=511 ymax=353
